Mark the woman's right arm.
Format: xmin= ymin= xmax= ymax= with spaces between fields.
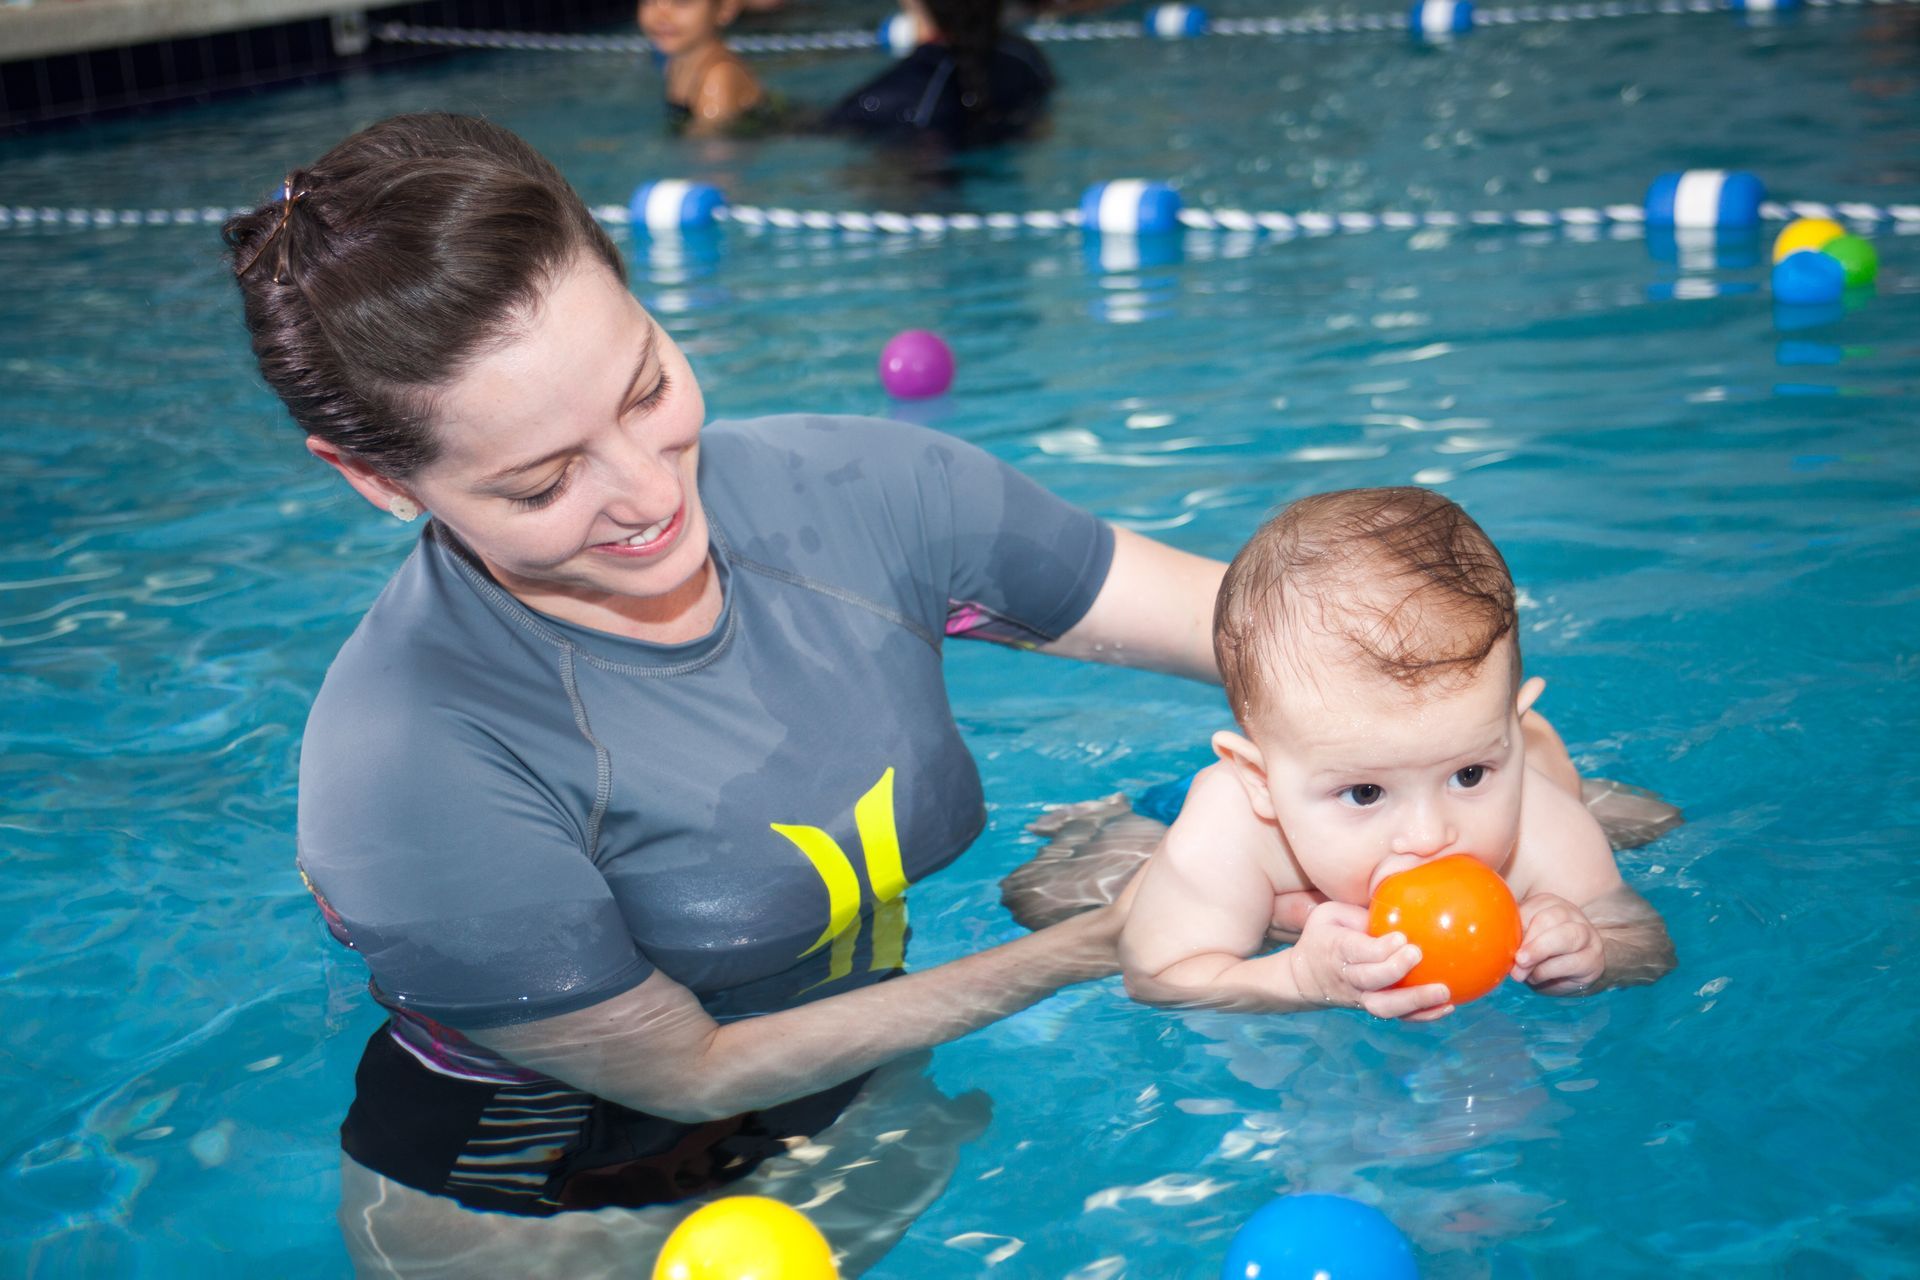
xmin=467 ymin=900 xmax=1124 ymax=1123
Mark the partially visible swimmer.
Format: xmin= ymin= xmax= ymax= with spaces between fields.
xmin=639 ymin=0 xmax=785 ymax=136
xmin=825 ymin=0 xmax=1054 ymax=148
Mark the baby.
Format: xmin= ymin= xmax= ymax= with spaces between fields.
xmin=1119 ymin=487 xmax=1676 ymax=1019
xmin=638 ymin=0 xmax=774 ymax=136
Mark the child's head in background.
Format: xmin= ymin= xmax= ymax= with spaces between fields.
xmin=1212 ymin=487 xmax=1537 ymax=904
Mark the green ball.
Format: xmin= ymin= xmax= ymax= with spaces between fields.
xmin=1820 ymin=235 xmax=1879 ymax=288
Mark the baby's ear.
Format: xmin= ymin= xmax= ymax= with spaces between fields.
xmin=1515 ymin=675 xmax=1546 ymax=719
xmin=1212 ymin=729 xmax=1278 ymax=822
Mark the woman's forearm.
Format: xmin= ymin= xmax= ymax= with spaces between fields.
xmin=693 ymin=906 xmax=1122 ymax=1114
xmin=478 ymin=905 xmax=1126 ymax=1123
xmin=1123 ymin=949 xmax=1312 ymax=1014
xmin=1590 ymin=886 xmax=1677 ymax=992
xmin=1594 ymin=919 xmax=1677 ymax=990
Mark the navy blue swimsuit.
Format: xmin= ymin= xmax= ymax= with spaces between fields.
xmin=825 ymin=36 xmax=1055 ymax=147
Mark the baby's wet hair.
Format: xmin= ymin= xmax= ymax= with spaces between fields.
xmin=1214 ymin=487 xmax=1518 ymax=720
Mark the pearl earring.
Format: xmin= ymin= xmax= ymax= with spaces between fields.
xmin=389 ymin=497 xmax=421 ymax=523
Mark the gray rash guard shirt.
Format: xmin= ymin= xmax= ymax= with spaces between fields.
xmin=297 ymin=415 xmax=1114 ymax=1079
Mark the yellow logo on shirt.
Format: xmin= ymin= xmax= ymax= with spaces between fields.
xmin=770 ymin=767 xmax=910 ymax=985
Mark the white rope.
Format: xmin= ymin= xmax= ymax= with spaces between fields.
xmin=369 ymin=0 xmax=1920 ymax=60
xmin=0 ymin=205 xmax=244 ymax=227
xmin=694 ymin=199 xmax=1915 ymax=235
xmin=7 ymin=198 xmax=1918 ymax=233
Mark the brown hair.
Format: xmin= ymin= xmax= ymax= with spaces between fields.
xmin=223 ymin=112 xmax=625 ymax=479
xmin=1214 ymin=487 xmax=1518 ymax=720
xmin=922 ymin=0 xmax=1003 ymax=114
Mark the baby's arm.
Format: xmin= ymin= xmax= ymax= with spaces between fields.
xmin=1119 ymin=766 xmax=1442 ymax=1017
xmin=1506 ymin=767 xmax=1677 ymax=995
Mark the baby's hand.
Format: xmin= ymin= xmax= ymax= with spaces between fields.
xmin=1267 ymin=888 xmax=1327 ymax=942
xmin=1512 ymin=893 xmax=1605 ymax=995
xmin=1292 ymin=902 xmax=1453 ymax=1021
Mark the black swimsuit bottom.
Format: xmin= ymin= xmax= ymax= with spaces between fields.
xmin=341 ymin=1023 xmax=868 ymax=1217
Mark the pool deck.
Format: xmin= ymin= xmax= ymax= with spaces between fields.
xmin=1 ymin=0 xmax=358 ymax=63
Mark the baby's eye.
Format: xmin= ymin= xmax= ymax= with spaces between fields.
xmin=1338 ymin=784 xmax=1385 ymax=808
xmin=1452 ymin=765 xmax=1488 ymax=789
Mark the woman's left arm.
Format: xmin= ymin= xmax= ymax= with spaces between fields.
xmin=1041 ymin=527 xmax=1225 ymax=683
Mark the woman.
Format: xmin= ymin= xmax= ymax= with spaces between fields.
xmin=825 ymin=0 xmax=1053 ymax=148
xmin=225 ymin=113 xmax=1220 ymax=1274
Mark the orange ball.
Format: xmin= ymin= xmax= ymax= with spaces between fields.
xmin=1368 ymin=854 xmax=1522 ymax=1005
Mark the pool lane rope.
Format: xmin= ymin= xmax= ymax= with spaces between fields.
xmin=369 ymin=0 xmax=1920 ymax=58
xmin=7 ymin=177 xmax=1919 ymax=236
xmin=616 ymin=171 xmax=1920 ymax=237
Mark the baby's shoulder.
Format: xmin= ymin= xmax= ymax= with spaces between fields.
xmin=1508 ymin=764 xmax=1623 ymax=905
xmin=1163 ymin=762 xmax=1297 ymax=882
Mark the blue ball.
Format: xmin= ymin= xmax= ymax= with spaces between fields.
xmin=1220 ymin=1194 xmax=1419 ymax=1280
xmin=1772 ymin=250 xmax=1846 ymax=306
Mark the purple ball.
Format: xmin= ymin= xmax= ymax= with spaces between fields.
xmin=879 ymin=330 xmax=955 ymax=399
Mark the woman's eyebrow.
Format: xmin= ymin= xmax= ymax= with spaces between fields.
xmin=474 ymin=327 xmax=658 ymax=488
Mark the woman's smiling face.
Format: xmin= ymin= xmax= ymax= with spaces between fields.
xmin=395 ymin=254 xmax=715 ymax=637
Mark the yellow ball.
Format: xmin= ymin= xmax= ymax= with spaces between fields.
xmin=653 ymin=1197 xmax=839 ymax=1280
xmin=1772 ymin=217 xmax=1846 ymax=263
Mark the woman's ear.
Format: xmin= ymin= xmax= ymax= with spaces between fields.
xmin=1212 ymin=729 xmax=1278 ymax=822
xmin=306 ymin=436 xmax=422 ymax=518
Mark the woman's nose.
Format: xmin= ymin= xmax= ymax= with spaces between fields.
xmin=596 ymin=439 xmax=680 ymax=523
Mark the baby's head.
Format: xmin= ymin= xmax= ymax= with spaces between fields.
xmin=1211 ymin=487 xmax=1536 ymax=905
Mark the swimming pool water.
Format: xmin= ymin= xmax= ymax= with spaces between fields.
xmin=3 ymin=2 xmax=1917 ymax=1275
